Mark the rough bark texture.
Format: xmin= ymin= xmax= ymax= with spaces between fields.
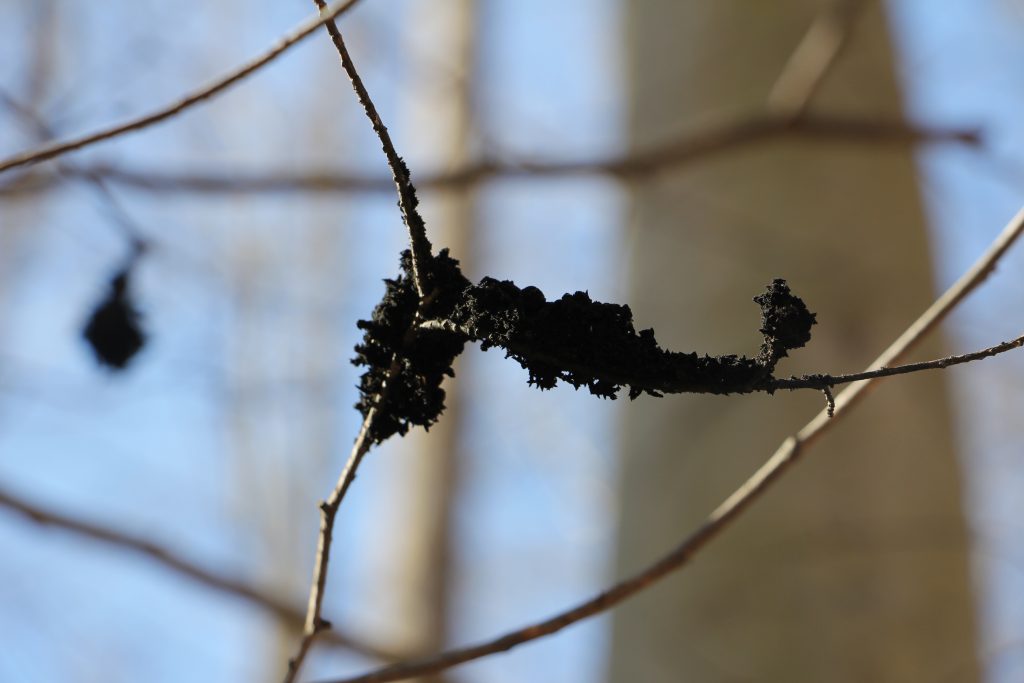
xmin=608 ymin=2 xmax=980 ymax=682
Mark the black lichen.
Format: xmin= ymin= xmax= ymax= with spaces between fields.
xmin=450 ymin=279 xmax=670 ymax=398
xmin=352 ymin=249 xmax=469 ymax=444
xmin=754 ymin=278 xmax=817 ymax=371
xmin=83 ymin=270 xmax=146 ymax=370
xmin=353 ymin=251 xmax=816 ymax=444
xmin=448 ymin=277 xmax=814 ymax=399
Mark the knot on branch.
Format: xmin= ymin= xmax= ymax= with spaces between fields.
xmin=352 ymin=249 xmax=469 ymax=444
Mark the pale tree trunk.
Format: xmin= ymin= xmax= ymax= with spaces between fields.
xmin=608 ymin=2 xmax=980 ymax=682
xmin=386 ymin=0 xmax=477 ymax=674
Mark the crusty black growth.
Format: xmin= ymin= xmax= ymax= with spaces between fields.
xmin=353 ymin=251 xmax=816 ymax=444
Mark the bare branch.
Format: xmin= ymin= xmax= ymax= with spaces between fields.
xmin=306 ymin=206 xmax=1024 ymax=683
xmin=0 ymin=482 xmax=400 ymax=661
xmin=312 ymin=0 xmax=433 ymax=298
xmin=284 ymin=404 xmax=384 ymax=683
xmin=417 ymin=304 xmax=1024 ymax=398
xmin=283 ymin=4 xmax=451 ymax=676
xmin=0 ymin=87 xmax=148 ymax=247
xmin=775 ymin=334 xmax=1024 ymax=390
xmin=0 ymin=115 xmax=979 ymax=198
xmin=0 ymin=0 xmax=364 ymax=174
xmin=284 ymin=266 xmax=455 ymax=679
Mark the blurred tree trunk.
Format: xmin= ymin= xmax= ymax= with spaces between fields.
xmin=387 ymin=0 xmax=477 ymax=676
xmin=608 ymin=2 xmax=980 ymax=682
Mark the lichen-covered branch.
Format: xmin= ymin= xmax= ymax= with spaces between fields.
xmin=352 ymin=250 xmax=816 ymax=444
xmin=313 ymin=208 xmax=1024 ymax=683
xmin=353 ymin=239 xmax=1024 ymax=450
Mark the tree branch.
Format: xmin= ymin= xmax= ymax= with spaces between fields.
xmin=284 ymin=403 xmax=383 ymax=683
xmin=0 ymin=88 xmax=148 ymax=248
xmin=302 ymin=206 xmax=1024 ymax=682
xmin=774 ymin=334 xmax=1024 ymax=390
xmin=284 ymin=5 xmax=448 ymax=678
xmin=0 ymin=0 xmax=364 ymax=174
xmin=415 ymin=291 xmax=1024 ymax=400
xmin=0 ymin=115 xmax=980 ymax=198
xmin=0 ymin=482 xmax=400 ymax=661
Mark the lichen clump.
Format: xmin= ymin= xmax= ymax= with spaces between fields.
xmin=352 ymin=250 xmax=469 ymax=443
xmin=354 ymin=251 xmax=816 ymax=444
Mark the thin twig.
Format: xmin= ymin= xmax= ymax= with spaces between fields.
xmin=283 ymin=5 xmax=445 ymax=678
xmin=0 ymin=0 xmax=364 ymax=174
xmin=285 ymin=301 xmax=443 ymax=681
xmin=0 ymin=115 xmax=980 ymax=198
xmin=0 ymin=482 xmax=400 ymax=661
xmin=284 ymin=404 xmax=383 ymax=683
xmin=774 ymin=333 xmax=1024 ymax=390
xmin=307 ymin=207 xmax=1024 ymax=683
xmin=0 ymin=88 xmax=148 ymax=247
xmin=313 ymin=0 xmax=433 ymax=298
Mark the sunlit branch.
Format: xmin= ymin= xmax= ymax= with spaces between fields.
xmin=0 ymin=482 xmax=400 ymax=661
xmin=283 ymin=2 xmax=447 ymax=678
xmin=0 ymin=88 xmax=148 ymax=247
xmin=284 ymin=404 xmax=384 ymax=683
xmin=0 ymin=0 xmax=364 ymax=174
xmin=774 ymin=334 xmax=1024 ymax=390
xmin=312 ymin=0 xmax=433 ymax=298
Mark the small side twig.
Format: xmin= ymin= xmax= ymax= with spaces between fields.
xmin=305 ymin=207 xmax=1024 ymax=683
xmin=822 ymin=384 xmax=836 ymax=417
xmin=774 ymin=334 xmax=1024 ymax=391
xmin=0 ymin=482 xmax=398 ymax=661
xmin=0 ymin=0 xmax=364 ymax=174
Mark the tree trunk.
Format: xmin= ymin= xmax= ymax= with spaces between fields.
xmin=387 ymin=1 xmax=477 ymax=676
xmin=608 ymin=2 xmax=980 ymax=681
